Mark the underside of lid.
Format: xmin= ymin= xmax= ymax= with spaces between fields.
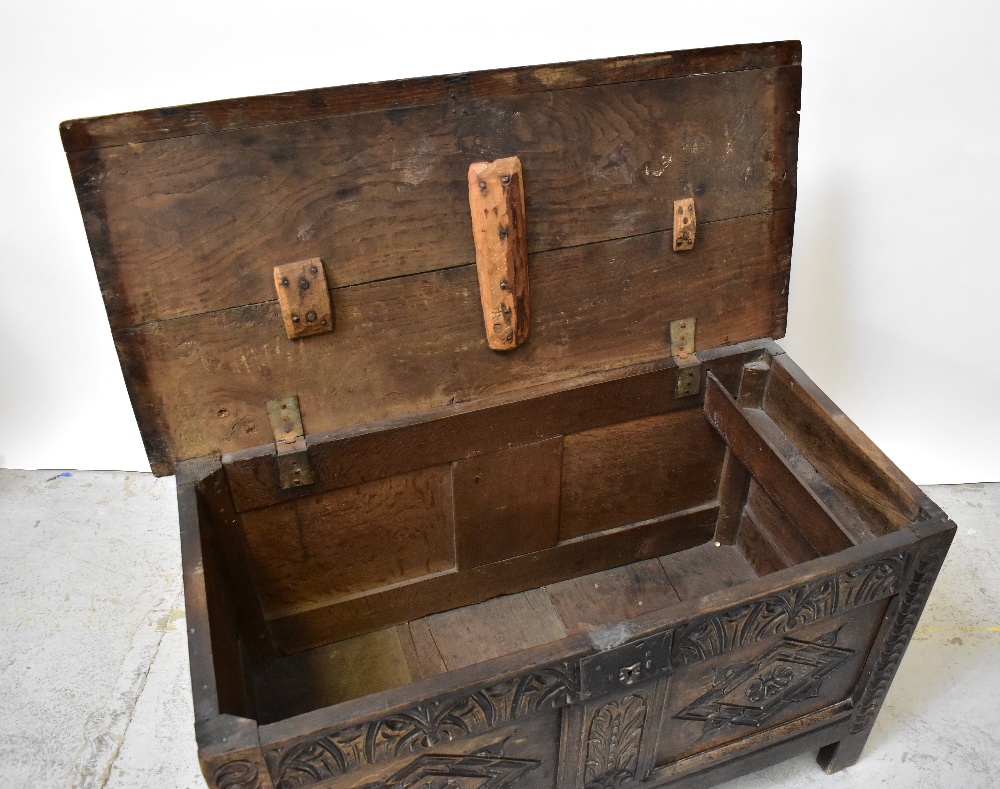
xmin=64 ymin=40 xmax=801 ymax=475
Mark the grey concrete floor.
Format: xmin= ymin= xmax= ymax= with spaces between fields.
xmin=1 ymin=470 xmax=997 ymax=789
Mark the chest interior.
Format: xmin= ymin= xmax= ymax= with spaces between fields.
xmin=190 ymin=343 xmax=924 ymax=725
xmin=64 ymin=40 xmax=929 ymax=736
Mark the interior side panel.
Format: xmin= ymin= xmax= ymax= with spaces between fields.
xmin=559 ymin=409 xmax=726 ymax=539
xmin=241 ymin=464 xmax=456 ymax=618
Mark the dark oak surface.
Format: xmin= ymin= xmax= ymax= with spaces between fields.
xmin=61 ymin=41 xmax=800 ymax=151
xmin=71 ymin=40 xmax=959 ymax=789
xmin=67 ymin=43 xmax=799 ymax=475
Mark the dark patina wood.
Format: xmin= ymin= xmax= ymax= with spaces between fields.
xmin=66 ymin=40 xmax=955 ymax=789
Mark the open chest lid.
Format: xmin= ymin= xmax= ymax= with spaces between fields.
xmin=64 ymin=40 xmax=800 ymax=476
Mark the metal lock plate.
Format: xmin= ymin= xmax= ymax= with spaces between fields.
xmin=579 ymin=629 xmax=672 ymax=699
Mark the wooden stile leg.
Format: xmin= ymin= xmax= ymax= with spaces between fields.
xmin=817 ymin=529 xmax=954 ymax=773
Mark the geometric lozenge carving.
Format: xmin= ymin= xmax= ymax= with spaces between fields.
xmin=675 ymin=628 xmax=855 ymax=733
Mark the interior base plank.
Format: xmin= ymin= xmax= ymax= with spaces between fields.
xmin=545 ymin=558 xmax=681 ymax=635
xmin=404 ymin=618 xmax=448 ymax=681
xmin=658 ymin=543 xmax=759 ymax=601
xmin=252 ymin=626 xmax=412 ymax=725
xmin=425 ymin=590 xmax=568 ymax=671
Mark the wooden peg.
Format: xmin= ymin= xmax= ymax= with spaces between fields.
xmin=273 ymin=258 xmax=333 ymax=340
xmin=468 ymin=156 xmax=529 ymax=351
xmin=673 ymin=198 xmax=697 ymax=251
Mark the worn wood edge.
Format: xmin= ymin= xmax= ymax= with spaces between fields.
xmin=650 ymin=709 xmax=852 ymax=789
xmin=742 ymin=406 xmax=877 ymax=544
xmin=112 ymin=333 xmax=175 ymax=476
xmin=195 ymin=714 xmax=274 ymax=789
xmin=223 ymin=344 xmax=762 ymax=512
xmin=257 ymin=527 xmax=916 ymax=751
xmin=766 ymin=355 xmax=929 ymax=522
xmin=178 ymin=479 xmax=222 ymax=723
xmin=266 ymin=504 xmax=717 ymax=651
xmin=60 ymin=41 xmax=802 ymax=152
xmin=195 ymin=465 xmax=275 ymax=665
xmin=768 ymin=64 xmax=800 ymax=342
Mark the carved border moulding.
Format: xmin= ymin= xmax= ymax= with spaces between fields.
xmin=580 ymin=556 xmax=906 ymax=699
xmin=270 ymin=663 xmax=578 ymax=789
xmin=675 ymin=628 xmax=856 ymax=733
xmin=848 ymin=546 xmax=947 ymax=735
xmin=359 ymin=754 xmax=540 ymax=789
xmin=584 ymin=695 xmax=648 ymax=789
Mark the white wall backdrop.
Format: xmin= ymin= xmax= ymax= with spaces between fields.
xmin=0 ymin=1 xmax=997 ymax=483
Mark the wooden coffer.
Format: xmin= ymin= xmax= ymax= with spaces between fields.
xmin=63 ymin=41 xmax=955 ymax=789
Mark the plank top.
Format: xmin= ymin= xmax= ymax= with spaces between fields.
xmin=61 ymin=41 xmax=799 ymax=151
xmin=65 ymin=41 xmax=801 ymax=473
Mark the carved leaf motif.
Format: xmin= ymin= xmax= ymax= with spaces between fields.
xmin=668 ymin=557 xmax=905 ymax=668
xmin=215 ymin=760 xmax=262 ymax=789
xmin=584 ymin=695 xmax=647 ymax=789
xmin=272 ymin=663 xmax=578 ymax=788
xmin=849 ymin=547 xmax=946 ymax=734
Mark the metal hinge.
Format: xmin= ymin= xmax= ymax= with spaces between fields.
xmin=265 ymin=396 xmax=315 ymax=489
xmin=670 ymin=317 xmax=701 ymax=398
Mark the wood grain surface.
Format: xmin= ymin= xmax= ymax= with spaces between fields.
xmin=220 ymin=344 xmax=755 ymax=513
xmin=452 ymin=438 xmax=563 ymax=569
xmin=559 ymin=410 xmax=726 ymax=539
xmin=118 ymin=210 xmax=793 ymax=474
xmin=72 ymin=67 xmax=797 ymax=331
xmin=763 ymin=356 xmax=923 ymax=534
xmin=66 ymin=45 xmax=800 ymax=473
xmin=61 ymin=41 xmax=800 ymax=151
xmin=240 ymin=465 xmax=455 ymax=618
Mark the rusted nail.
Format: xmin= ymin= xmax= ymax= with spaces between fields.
xmin=281 ymin=277 xmax=289 ymax=286
xmin=500 ymin=175 xmax=511 ymax=185
xmin=299 ymin=278 xmax=310 ymax=290
xmin=306 ymin=310 xmax=317 ymax=322
xmin=291 ymin=314 xmax=300 ymax=323
xmin=479 ymin=180 xmax=488 ymax=193
xmin=309 ymin=265 xmax=318 ymax=274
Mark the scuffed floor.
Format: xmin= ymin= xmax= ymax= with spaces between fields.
xmin=0 ymin=470 xmax=996 ymax=788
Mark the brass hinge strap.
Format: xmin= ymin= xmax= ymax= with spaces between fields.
xmin=265 ymin=396 xmax=315 ymax=489
xmin=669 ymin=317 xmax=702 ymax=399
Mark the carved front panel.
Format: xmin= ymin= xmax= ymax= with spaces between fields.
xmin=291 ymin=713 xmax=560 ymax=789
xmin=558 ymin=680 xmax=667 ymax=789
xmin=653 ymin=599 xmax=890 ymax=767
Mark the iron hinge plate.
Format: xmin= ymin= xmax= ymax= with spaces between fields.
xmin=266 ymin=396 xmax=315 ymax=489
xmin=670 ymin=317 xmax=702 ymax=398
